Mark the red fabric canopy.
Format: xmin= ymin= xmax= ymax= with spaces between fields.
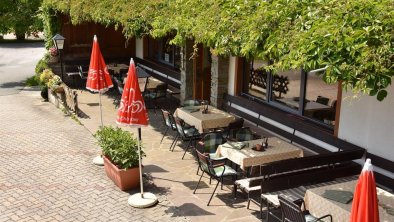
xmin=350 ymin=158 xmax=380 ymax=222
xmin=116 ymin=58 xmax=149 ymax=126
xmin=86 ymin=35 xmax=113 ymax=92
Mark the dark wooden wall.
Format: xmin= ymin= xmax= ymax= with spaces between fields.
xmin=60 ymin=15 xmax=135 ymax=62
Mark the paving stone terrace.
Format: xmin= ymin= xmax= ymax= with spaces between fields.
xmin=0 ymin=86 xmax=291 ymax=221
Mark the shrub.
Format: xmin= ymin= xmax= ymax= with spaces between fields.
xmin=39 ymin=69 xmax=54 ymax=85
xmin=47 ymin=75 xmax=61 ymax=90
xmin=25 ymin=75 xmax=41 ymax=86
xmin=35 ymin=57 xmax=49 ymax=75
xmin=94 ymin=126 xmax=143 ymax=169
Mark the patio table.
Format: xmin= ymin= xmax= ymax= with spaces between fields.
xmin=107 ymin=63 xmax=128 ymax=75
xmin=304 ymin=180 xmax=394 ymax=222
xmin=215 ymin=137 xmax=303 ymax=170
xmin=174 ymin=105 xmax=235 ymax=133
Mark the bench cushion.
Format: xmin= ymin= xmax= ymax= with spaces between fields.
xmin=235 ymin=176 xmax=264 ymax=192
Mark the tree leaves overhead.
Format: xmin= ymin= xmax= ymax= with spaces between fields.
xmin=42 ymin=0 xmax=393 ymax=100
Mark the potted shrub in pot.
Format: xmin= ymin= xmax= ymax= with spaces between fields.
xmin=95 ymin=126 xmax=144 ymax=191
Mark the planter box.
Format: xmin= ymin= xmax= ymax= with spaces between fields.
xmin=48 ymin=88 xmax=65 ymax=109
xmin=103 ymin=156 xmax=140 ymax=191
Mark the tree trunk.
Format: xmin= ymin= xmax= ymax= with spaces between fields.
xmin=15 ymin=32 xmax=25 ymax=40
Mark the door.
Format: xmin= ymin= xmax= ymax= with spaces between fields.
xmin=193 ymin=45 xmax=211 ymax=100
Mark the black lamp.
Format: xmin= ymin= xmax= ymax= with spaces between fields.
xmin=52 ymin=34 xmax=66 ymax=81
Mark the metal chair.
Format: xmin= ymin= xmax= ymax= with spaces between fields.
xmin=195 ymin=132 xmax=226 ymax=175
xmin=172 ymin=117 xmax=201 ymax=159
xmin=194 ymin=149 xmax=238 ymax=206
xmin=235 ymin=127 xmax=255 ymax=141
xmin=113 ymin=77 xmax=124 ymax=95
xmin=218 ymin=117 xmax=244 ymax=139
xmin=279 ymin=194 xmax=332 ymax=222
xmin=160 ymin=109 xmax=177 ymax=144
xmin=78 ymin=65 xmax=88 ymax=80
xmin=144 ymin=83 xmax=168 ymax=112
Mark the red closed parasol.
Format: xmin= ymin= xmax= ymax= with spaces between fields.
xmin=86 ymin=35 xmax=113 ymax=127
xmin=86 ymin=35 xmax=113 ymax=93
xmin=116 ymin=58 xmax=157 ymax=208
xmin=116 ymin=59 xmax=148 ymax=126
xmin=350 ymin=158 xmax=380 ymax=222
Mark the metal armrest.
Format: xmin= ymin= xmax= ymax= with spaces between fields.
xmin=211 ymin=156 xmax=227 ymax=161
xmin=313 ymin=214 xmax=332 ymax=222
xmin=210 ymin=158 xmax=226 ymax=167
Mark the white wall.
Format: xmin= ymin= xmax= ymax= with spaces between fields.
xmin=228 ymin=56 xmax=236 ymax=96
xmin=135 ymin=38 xmax=144 ymax=59
xmin=338 ymin=85 xmax=394 ymax=166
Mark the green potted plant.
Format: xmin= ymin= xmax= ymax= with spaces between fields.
xmin=94 ymin=126 xmax=144 ymax=191
xmin=47 ymin=75 xmax=63 ymax=93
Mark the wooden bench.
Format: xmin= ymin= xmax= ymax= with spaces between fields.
xmin=234 ymin=148 xmax=365 ymax=221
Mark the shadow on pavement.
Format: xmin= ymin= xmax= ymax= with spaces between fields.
xmin=0 ymin=81 xmax=25 ymax=88
xmin=166 ymin=203 xmax=215 ymax=216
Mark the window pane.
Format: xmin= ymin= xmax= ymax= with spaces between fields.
xmin=305 ymin=72 xmax=338 ymax=126
xmin=272 ymin=69 xmax=301 ymax=111
xmin=244 ymin=59 xmax=268 ymax=100
xmin=161 ymin=36 xmax=173 ymax=63
xmin=147 ymin=36 xmax=180 ymax=70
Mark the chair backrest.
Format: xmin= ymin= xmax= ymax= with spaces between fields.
xmin=113 ymin=77 xmax=124 ymax=95
xmin=279 ymin=194 xmax=306 ymax=222
xmin=161 ymin=109 xmax=175 ymax=129
xmin=155 ymin=83 xmax=168 ymax=98
xmin=235 ymin=127 xmax=254 ymax=141
xmin=78 ymin=66 xmax=87 ymax=79
xmin=195 ymin=148 xmax=215 ymax=176
xmin=226 ymin=118 xmax=244 ymax=138
xmin=201 ymin=132 xmax=224 ymax=153
xmin=174 ymin=117 xmax=186 ymax=137
xmin=184 ymin=99 xmax=200 ymax=107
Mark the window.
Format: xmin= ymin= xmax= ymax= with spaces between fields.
xmin=147 ymin=36 xmax=181 ymax=69
xmin=242 ymin=58 xmax=338 ymax=128
xmin=304 ymin=71 xmax=338 ymax=126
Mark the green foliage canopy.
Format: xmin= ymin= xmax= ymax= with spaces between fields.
xmin=43 ymin=0 xmax=393 ymax=100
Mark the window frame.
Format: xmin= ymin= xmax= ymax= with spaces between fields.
xmin=240 ymin=58 xmax=337 ymax=130
xmin=146 ymin=36 xmax=181 ymax=70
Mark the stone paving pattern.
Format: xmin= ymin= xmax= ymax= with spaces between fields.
xmin=0 ymin=86 xmax=268 ymax=221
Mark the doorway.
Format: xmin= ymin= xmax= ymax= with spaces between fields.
xmin=193 ymin=45 xmax=211 ymax=101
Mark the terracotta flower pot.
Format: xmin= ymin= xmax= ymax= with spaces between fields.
xmin=103 ymin=156 xmax=140 ymax=191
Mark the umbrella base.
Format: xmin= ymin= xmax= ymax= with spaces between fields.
xmin=128 ymin=192 xmax=158 ymax=208
xmin=92 ymin=155 xmax=104 ymax=166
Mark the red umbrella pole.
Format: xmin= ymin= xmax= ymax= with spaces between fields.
xmin=99 ymin=92 xmax=103 ymax=127
xmin=137 ymin=127 xmax=144 ymax=198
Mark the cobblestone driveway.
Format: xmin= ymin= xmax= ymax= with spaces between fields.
xmin=0 ymin=89 xmax=189 ymax=222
